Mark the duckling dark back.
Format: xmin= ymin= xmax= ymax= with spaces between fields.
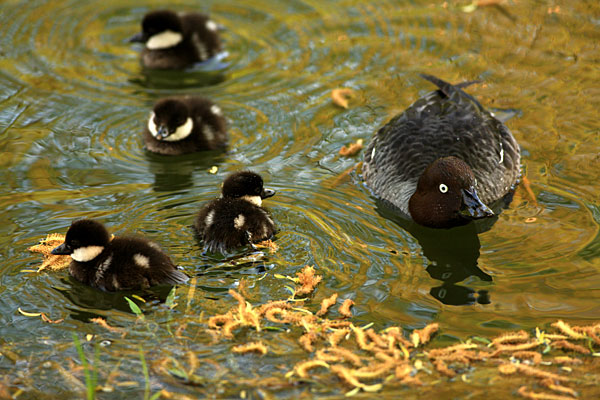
xmin=194 ymin=171 xmax=276 ymax=253
xmin=130 ymin=10 xmax=222 ymax=69
xmin=144 ymin=96 xmax=227 ymax=155
xmin=52 ymin=219 xmax=188 ymax=291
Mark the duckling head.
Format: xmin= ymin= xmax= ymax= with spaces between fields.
xmin=148 ymin=98 xmax=193 ymax=142
xmin=51 ymin=219 xmax=110 ymax=262
xmin=130 ymin=10 xmax=184 ymax=50
xmin=221 ymin=171 xmax=276 ymax=207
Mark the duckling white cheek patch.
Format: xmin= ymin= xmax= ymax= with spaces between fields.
xmin=148 ymin=112 xmax=159 ymax=138
xmin=163 ymin=117 xmax=193 ymax=142
xmin=71 ymin=246 xmax=104 ymax=262
xmin=146 ymin=30 xmax=183 ymax=50
xmin=241 ymin=195 xmax=262 ymax=207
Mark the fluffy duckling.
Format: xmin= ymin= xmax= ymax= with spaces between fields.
xmin=194 ymin=171 xmax=276 ymax=253
xmin=51 ymin=219 xmax=188 ymax=291
xmin=129 ymin=9 xmax=222 ymax=69
xmin=363 ymin=74 xmax=521 ymax=228
xmin=144 ymin=96 xmax=227 ymax=155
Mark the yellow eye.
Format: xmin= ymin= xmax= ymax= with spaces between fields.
xmin=439 ymin=183 xmax=448 ymax=193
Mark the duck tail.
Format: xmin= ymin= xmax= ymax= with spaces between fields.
xmin=420 ymin=73 xmax=479 ymax=96
xmin=420 ymin=73 xmax=485 ymax=111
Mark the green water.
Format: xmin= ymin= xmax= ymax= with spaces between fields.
xmin=0 ymin=0 xmax=599 ymax=397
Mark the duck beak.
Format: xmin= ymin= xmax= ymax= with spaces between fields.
xmin=157 ymin=125 xmax=169 ymax=140
xmin=128 ymin=32 xmax=146 ymax=43
xmin=460 ymin=186 xmax=494 ymax=220
xmin=261 ymin=188 xmax=276 ymax=199
xmin=51 ymin=242 xmax=72 ymax=255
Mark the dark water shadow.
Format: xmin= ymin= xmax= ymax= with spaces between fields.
xmin=144 ymin=150 xmax=227 ymax=192
xmin=375 ymin=190 xmax=516 ymax=306
xmin=128 ymin=53 xmax=229 ymax=90
xmin=53 ymin=276 xmax=176 ymax=322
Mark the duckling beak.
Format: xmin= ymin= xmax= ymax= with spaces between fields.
xmin=51 ymin=242 xmax=72 ymax=255
xmin=460 ymin=187 xmax=494 ymax=220
xmin=128 ymin=32 xmax=146 ymax=43
xmin=261 ymin=188 xmax=276 ymax=199
xmin=157 ymin=125 xmax=169 ymax=140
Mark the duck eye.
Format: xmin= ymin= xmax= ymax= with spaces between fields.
xmin=439 ymin=183 xmax=448 ymax=193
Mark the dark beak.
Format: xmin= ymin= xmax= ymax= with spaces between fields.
xmin=157 ymin=125 xmax=169 ymax=140
xmin=51 ymin=242 xmax=72 ymax=255
xmin=460 ymin=186 xmax=494 ymax=220
xmin=129 ymin=32 xmax=146 ymax=43
xmin=261 ymin=188 xmax=276 ymax=199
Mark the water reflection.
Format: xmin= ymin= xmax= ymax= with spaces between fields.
xmin=53 ymin=276 xmax=173 ymax=321
xmin=376 ymin=200 xmax=497 ymax=306
xmin=145 ymin=150 xmax=226 ymax=192
xmin=128 ymin=52 xmax=230 ymax=90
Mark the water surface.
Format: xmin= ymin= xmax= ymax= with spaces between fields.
xmin=1 ymin=0 xmax=599 ymax=397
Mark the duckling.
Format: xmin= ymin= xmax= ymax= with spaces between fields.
xmin=194 ymin=171 xmax=276 ymax=253
xmin=51 ymin=219 xmax=188 ymax=291
xmin=129 ymin=9 xmax=222 ymax=69
xmin=363 ymin=74 xmax=521 ymax=229
xmin=144 ymin=96 xmax=227 ymax=155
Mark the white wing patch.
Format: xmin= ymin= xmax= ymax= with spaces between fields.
xmin=202 ymin=124 xmax=215 ymax=142
xmin=95 ymin=255 xmax=112 ymax=282
xmin=148 ymin=241 xmax=161 ymax=250
xmin=206 ymin=20 xmax=218 ymax=32
xmin=71 ymin=246 xmax=104 ymax=262
xmin=146 ymin=30 xmax=183 ymax=50
xmin=234 ymin=214 xmax=246 ymax=230
xmin=210 ymin=105 xmax=222 ymax=116
xmin=205 ymin=210 xmax=215 ymax=227
xmin=191 ymin=32 xmax=209 ymax=60
xmin=134 ymin=254 xmax=150 ymax=269
xmin=112 ymin=275 xmax=120 ymax=290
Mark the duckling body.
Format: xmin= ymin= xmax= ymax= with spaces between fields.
xmin=363 ymin=74 xmax=520 ymax=228
xmin=144 ymin=96 xmax=227 ymax=155
xmin=194 ymin=171 xmax=276 ymax=253
xmin=52 ymin=219 xmax=188 ymax=291
xmin=130 ymin=10 xmax=222 ymax=69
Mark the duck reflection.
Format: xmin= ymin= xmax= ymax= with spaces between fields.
xmin=145 ymin=150 xmax=225 ymax=192
xmin=129 ymin=61 xmax=228 ymax=90
xmin=54 ymin=276 xmax=173 ymax=322
xmin=375 ymin=198 xmax=510 ymax=306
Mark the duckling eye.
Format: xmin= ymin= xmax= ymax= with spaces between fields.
xmin=439 ymin=183 xmax=448 ymax=193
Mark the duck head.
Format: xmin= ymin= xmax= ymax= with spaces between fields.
xmin=148 ymin=98 xmax=193 ymax=142
xmin=408 ymin=156 xmax=493 ymax=228
xmin=221 ymin=171 xmax=275 ymax=207
xmin=129 ymin=10 xmax=184 ymax=50
xmin=51 ymin=219 xmax=111 ymax=262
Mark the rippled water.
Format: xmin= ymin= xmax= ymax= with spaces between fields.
xmin=1 ymin=0 xmax=599 ymax=397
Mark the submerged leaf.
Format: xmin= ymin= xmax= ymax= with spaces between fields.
xmin=18 ymin=308 xmax=42 ymax=317
xmin=124 ymin=297 xmax=143 ymax=316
